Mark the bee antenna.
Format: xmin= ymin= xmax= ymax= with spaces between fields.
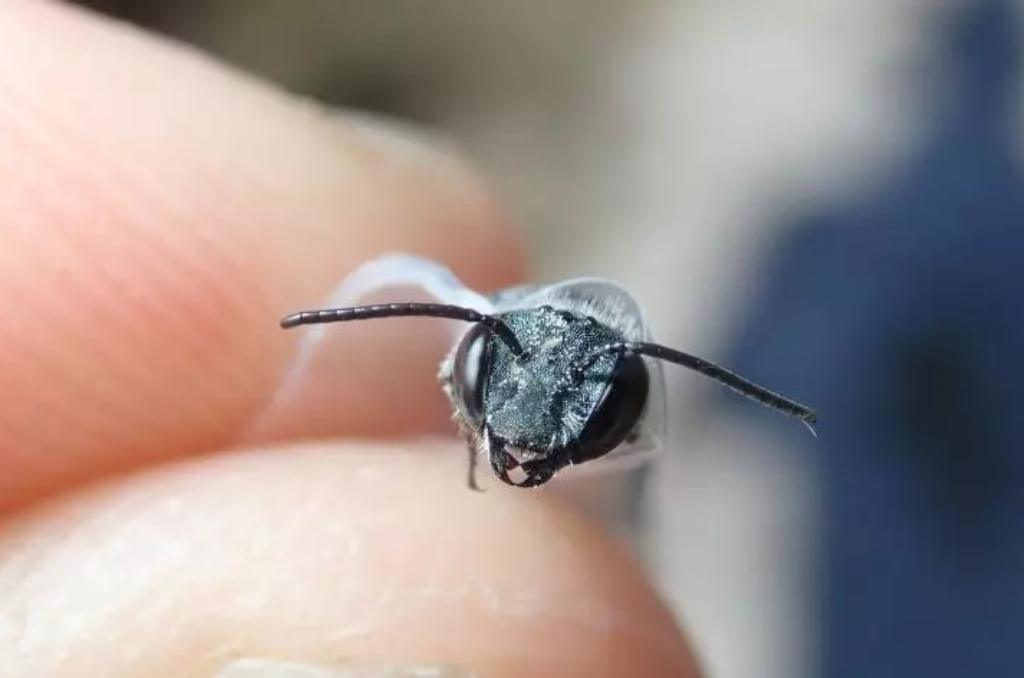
xmin=280 ymin=302 xmax=526 ymax=357
xmin=577 ymin=340 xmax=818 ymax=430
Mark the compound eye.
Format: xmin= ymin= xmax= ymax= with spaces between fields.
xmin=572 ymin=353 xmax=649 ymax=464
xmin=450 ymin=322 xmax=493 ymax=426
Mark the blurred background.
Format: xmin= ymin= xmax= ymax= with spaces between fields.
xmin=69 ymin=1 xmax=1024 ymax=677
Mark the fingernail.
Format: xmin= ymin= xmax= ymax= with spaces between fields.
xmin=215 ymin=658 xmax=481 ymax=678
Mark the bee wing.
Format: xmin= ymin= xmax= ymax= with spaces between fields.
xmin=498 ymin=278 xmax=668 ymax=475
xmin=279 ymin=254 xmax=496 ymax=397
xmin=487 ymin=283 xmax=548 ymax=310
xmin=332 ymin=253 xmax=496 ymax=313
xmin=495 ymin=278 xmax=647 ymax=337
xmin=296 ymin=253 xmax=495 ymax=350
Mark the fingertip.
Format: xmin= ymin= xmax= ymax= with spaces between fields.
xmin=0 ymin=0 xmax=525 ymax=513
xmin=0 ymin=442 xmax=700 ymax=678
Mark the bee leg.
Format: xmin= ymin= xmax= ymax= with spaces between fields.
xmin=466 ymin=442 xmax=485 ymax=492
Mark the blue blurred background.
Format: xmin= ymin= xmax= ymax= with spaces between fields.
xmin=74 ymin=1 xmax=1024 ymax=676
xmin=723 ymin=3 xmax=1024 ymax=677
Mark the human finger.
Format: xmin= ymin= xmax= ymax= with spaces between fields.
xmin=0 ymin=441 xmax=702 ymax=678
xmin=0 ymin=0 xmax=524 ymax=514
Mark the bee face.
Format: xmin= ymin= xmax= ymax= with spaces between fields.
xmin=449 ymin=306 xmax=650 ymax=473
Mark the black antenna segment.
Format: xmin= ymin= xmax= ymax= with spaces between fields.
xmin=578 ymin=340 xmax=818 ymax=433
xmin=280 ymin=302 xmax=526 ymax=357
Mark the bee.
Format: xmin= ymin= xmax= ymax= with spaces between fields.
xmin=281 ymin=254 xmax=817 ymax=490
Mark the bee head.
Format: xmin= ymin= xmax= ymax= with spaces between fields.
xmin=449 ymin=305 xmax=650 ymax=476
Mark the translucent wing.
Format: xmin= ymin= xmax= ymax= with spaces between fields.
xmin=334 ymin=253 xmax=495 ymax=312
xmin=281 ymin=253 xmax=495 ymax=393
xmin=493 ymin=277 xmax=668 ymax=477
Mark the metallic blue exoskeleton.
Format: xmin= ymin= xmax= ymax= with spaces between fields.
xmin=444 ymin=290 xmax=655 ymax=489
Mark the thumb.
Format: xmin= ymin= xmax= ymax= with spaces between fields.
xmin=0 ymin=0 xmax=523 ymax=514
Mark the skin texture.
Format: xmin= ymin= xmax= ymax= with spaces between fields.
xmin=0 ymin=1 xmax=703 ymax=676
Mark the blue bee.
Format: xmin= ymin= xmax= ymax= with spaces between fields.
xmin=281 ymin=254 xmax=817 ymax=490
